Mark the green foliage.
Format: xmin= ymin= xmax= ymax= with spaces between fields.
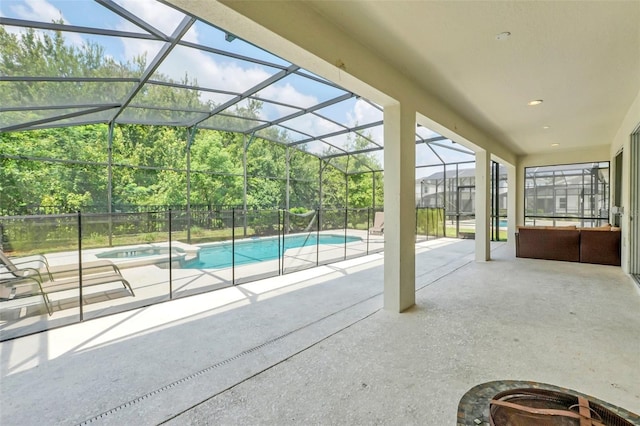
xmin=416 ymin=208 xmax=445 ymax=236
xmin=289 ymin=207 xmax=310 ymax=214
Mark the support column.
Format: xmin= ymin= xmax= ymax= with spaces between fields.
xmin=506 ymin=163 xmax=517 ymax=253
xmin=383 ymin=103 xmax=415 ymax=312
xmin=475 ymin=150 xmax=491 ymax=261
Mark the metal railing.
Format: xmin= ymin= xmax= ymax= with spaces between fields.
xmin=0 ymin=206 xmax=457 ymax=340
xmin=0 ymin=203 xmax=246 ymax=217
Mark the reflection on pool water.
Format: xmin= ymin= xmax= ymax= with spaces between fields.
xmin=184 ymin=234 xmax=361 ymax=269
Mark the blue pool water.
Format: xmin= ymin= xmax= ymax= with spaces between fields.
xmin=184 ymin=234 xmax=361 ymax=269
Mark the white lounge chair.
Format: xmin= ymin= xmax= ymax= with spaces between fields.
xmin=369 ymin=212 xmax=384 ymax=235
xmin=1 ymin=250 xmax=135 ymax=315
xmin=0 ymin=250 xmax=121 ymax=280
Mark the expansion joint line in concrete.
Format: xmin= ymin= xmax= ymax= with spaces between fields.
xmin=416 ymin=258 xmax=474 ymax=292
xmin=76 ymin=293 xmax=382 ymax=425
xmin=158 ymin=309 xmax=381 ymax=425
xmin=157 ymin=254 xmax=476 ymax=423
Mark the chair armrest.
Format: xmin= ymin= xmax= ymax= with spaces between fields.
xmin=0 ymin=274 xmax=53 ymax=315
xmin=0 ymin=266 xmax=45 ymax=282
xmin=9 ymin=254 xmax=49 ymax=270
xmin=81 ymin=263 xmax=120 ymax=274
xmin=0 ymin=275 xmax=45 ymax=300
xmin=47 ymin=260 xmax=121 ymax=280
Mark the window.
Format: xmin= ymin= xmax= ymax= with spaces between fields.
xmin=524 ymin=162 xmax=609 ymax=227
xmin=559 ymin=197 xmax=567 ymax=210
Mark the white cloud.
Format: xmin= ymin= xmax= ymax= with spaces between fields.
xmin=120 ymin=38 xmax=163 ymax=66
xmin=113 ymin=0 xmax=182 ymax=64
xmin=56 ymin=30 xmax=84 ymax=48
xmin=257 ymin=101 xmax=298 ymax=122
xmin=143 ymin=45 xmax=301 ymax=114
xmin=259 ymin=83 xmax=318 ymax=109
xmin=155 ymin=47 xmax=272 ymax=90
xmin=6 ymin=0 xmax=84 ymax=47
xmin=114 ymin=0 xmax=184 ymax=36
xmin=9 ymin=0 xmax=65 ymax=23
xmin=280 ymin=113 xmax=343 ymax=140
xmin=182 ymin=24 xmax=200 ymax=44
xmin=349 ymin=98 xmax=384 ymax=145
xmin=364 ymin=125 xmax=384 ymax=146
xmin=350 ymin=99 xmax=382 ymax=127
xmin=253 ymin=82 xmax=319 ymax=121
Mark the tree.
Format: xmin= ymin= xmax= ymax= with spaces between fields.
xmin=190 ymin=130 xmax=242 ymax=206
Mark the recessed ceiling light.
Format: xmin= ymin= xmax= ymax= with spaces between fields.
xmin=496 ymin=32 xmax=511 ymax=41
xmin=551 ymin=143 xmax=560 ymax=147
xmin=543 ymin=126 xmax=550 ymax=129
xmin=528 ymin=99 xmax=544 ymax=106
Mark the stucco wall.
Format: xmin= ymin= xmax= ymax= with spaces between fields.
xmin=609 ymin=89 xmax=640 ymax=273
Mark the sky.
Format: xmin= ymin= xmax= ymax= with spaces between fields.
xmin=1 ymin=0 xmax=476 ymax=167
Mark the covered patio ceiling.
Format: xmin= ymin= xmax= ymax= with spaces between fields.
xmin=0 ymin=0 xmax=476 ymax=174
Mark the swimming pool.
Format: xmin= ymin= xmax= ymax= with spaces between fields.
xmin=183 ymin=233 xmax=361 ymax=269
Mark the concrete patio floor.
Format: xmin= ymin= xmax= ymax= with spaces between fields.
xmin=1 ymin=238 xmax=638 ymax=425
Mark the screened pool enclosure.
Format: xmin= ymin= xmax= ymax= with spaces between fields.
xmin=524 ymin=162 xmax=610 ymax=228
xmin=0 ymin=0 xmax=506 ymax=339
